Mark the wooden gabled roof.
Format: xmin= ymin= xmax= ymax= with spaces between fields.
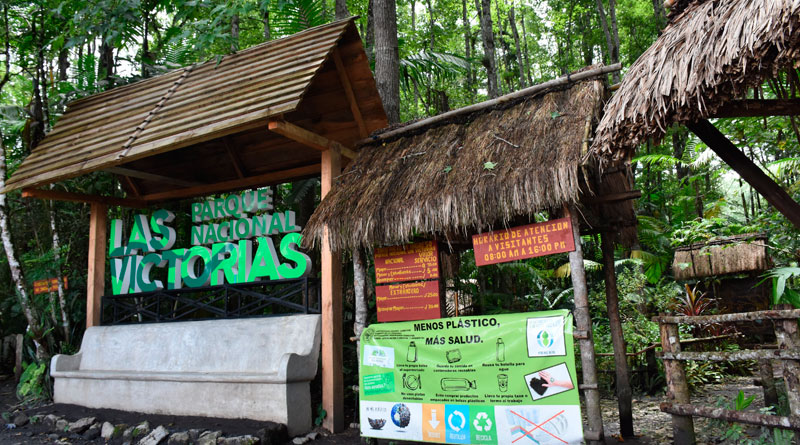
xmin=5 ymin=18 xmax=386 ymax=198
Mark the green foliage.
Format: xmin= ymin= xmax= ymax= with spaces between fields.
xmin=16 ymin=361 xmax=50 ymax=403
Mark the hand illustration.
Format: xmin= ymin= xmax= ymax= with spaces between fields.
xmin=538 ymin=370 xmax=574 ymax=389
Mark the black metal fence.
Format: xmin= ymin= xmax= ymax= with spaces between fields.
xmin=102 ymin=277 xmax=320 ymax=325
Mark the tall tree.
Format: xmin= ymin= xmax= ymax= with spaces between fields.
xmin=335 ymin=0 xmax=350 ymax=20
xmin=476 ymin=0 xmax=499 ymax=98
xmin=374 ymin=0 xmax=400 ymax=123
xmin=508 ymin=7 xmax=525 ymax=88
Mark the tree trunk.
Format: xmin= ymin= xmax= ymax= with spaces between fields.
xmin=263 ymin=9 xmax=271 ymax=40
xmin=602 ymin=232 xmax=635 ymax=438
xmin=48 ymin=192 xmax=71 ymax=343
xmin=508 ymin=7 xmax=525 ymax=89
xmin=353 ymin=248 xmax=367 ymax=360
xmin=0 ymin=133 xmax=47 ymax=359
xmin=652 ymin=0 xmax=666 ymax=28
xmin=462 ymin=0 xmax=475 ymax=100
xmin=519 ymin=9 xmax=532 ymax=84
xmin=374 ymin=0 xmax=400 ymax=123
xmin=366 ymin=0 xmax=375 ymax=66
xmin=673 ymin=126 xmax=689 ymax=184
xmin=231 ymin=13 xmax=239 ymax=52
xmin=58 ymin=48 xmax=69 ymax=82
xmin=335 ymin=0 xmax=350 ymax=20
xmin=594 ymin=0 xmax=619 ymax=82
xmin=476 ymin=0 xmax=499 ymax=98
xmin=608 ymin=0 xmax=621 ymax=82
xmin=98 ymin=40 xmax=114 ymax=89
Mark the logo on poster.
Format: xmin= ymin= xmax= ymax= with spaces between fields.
xmin=536 ymin=330 xmax=554 ymax=348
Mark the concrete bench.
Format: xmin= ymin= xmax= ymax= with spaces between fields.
xmin=51 ymin=315 xmax=321 ymax=435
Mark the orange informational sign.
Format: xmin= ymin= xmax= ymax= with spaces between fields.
xmin=472 ymin=217 xmax=575 ymax=266
xmin=374 ymin=241 xmax=439 ymax=284
xmin=33 ymin=277 xmax=68 ymax=295
xmin=376 ymin=280 xmax=441 ymax=322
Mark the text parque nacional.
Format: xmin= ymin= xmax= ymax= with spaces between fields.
xmin=109 ymin=188 xmax=311 ymax=295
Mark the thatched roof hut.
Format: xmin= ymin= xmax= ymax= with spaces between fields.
xmin=590 ymin=0 xmax=800 ymax=160
xmin=304 ymin=67 xmax=638 ymax=251
xmin=672 ymin=233 xmax=769 ymax=280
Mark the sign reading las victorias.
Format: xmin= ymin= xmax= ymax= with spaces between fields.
xmin=109 ymin=187 xmax=311 ymax=295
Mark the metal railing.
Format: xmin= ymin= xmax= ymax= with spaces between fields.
xmin=102 ymin=277 xmax=320 ymax=325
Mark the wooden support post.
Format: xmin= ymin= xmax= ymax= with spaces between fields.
xmin=14 ymin=333 xmax=22 ymax=382
xmin=687 ymin=120 xmax=800 ymax=230
xmin=659 ymin=320 xmax=696 ymax=444
xmin=774 ymin=305 xmax=800 ymax=423
xmin=321 ymin=149 xmax=344 ymax=433
xmin=564 ymin=204 xmax=604 ymax=444
xmin=601 ymin=232 xmax=634 ymax=437
xmin=86 ymin=203 xmax=108 ymax=328
xmin=759 ymin=360 xmax=780 ymax=411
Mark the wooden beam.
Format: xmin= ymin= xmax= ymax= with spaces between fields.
xmin=223 ymin=137 xmax=247 ymax=179
xmin=106 ymin=167 xmax=203 ymax=187
xmin=591 ymin=190 xmax=642 ymax=203
xmin=121 ymin=175 xmax=141 ymax=197
xmin=140 ymin=163 xmax=320 ymax=202
xmin=268 ymin=119 xmax=358 ymax=159
xmin=709 ymin=99 xmax=800 ymax=118
xmin=332 ymin=48 xmax=368 ymax=138
xmin=22 ymin=188 xmax=148 ymax=209
xmin=87 ymin=203 xmax=108 ymax=328
xmin=321 ymin=148 xmax=344 ymax=434
xmin=687 ymin=119 xmax=800 ymax=230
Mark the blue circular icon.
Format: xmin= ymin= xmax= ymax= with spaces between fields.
xmin=391 ymin=403 xmax=411 ymax=428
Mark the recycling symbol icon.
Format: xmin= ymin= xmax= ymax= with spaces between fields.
xmin=448 ymin=410 xmax=466 ymax=432
xmin=473 ymin=412 xmax=493 ymax=432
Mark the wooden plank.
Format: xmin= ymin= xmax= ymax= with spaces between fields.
xmin=106 ymin=167 xmax=204 ymax=187
xmin=710 ymin=99 xmax=800 ymax=118
xmin=661 ymin=403 xmax=800 ymax=431
xmin=654 ymin=309 xmax=800 ymax=324
xmin=87 ymin=203 xmax=108 ymax=328
xmin=21 ymin=188 xmax=147 ymax=209
xmin=564 ymin=204 xmax=605 ymax=444
xmin=659 ymin=321 xmax=696 ymax=444
xmin=140 ymin=163 xmax=320 ymax=202
xmin=687 ymin=120 xmax=800 ymax=230
xmin=321 ymin=148 xmax=344 ymax=434
xmin=332 ymin=48 xmax=368 ymax=138
xmin=268 ymin=119 xmax=358 ymax=159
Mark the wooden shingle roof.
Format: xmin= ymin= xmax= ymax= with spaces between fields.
xmin=5 ymin=18 xmax=384 ymax=195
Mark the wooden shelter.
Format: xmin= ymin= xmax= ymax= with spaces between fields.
xmin=673 ymin=233 xmax=769 ymax=281
xmin=4 ymin=18 xmax=388 ymax=433
xmin=590 ymin=0 xmax=800 ymax=228
xmin=304 ymin=64 xmax=639 ymax=444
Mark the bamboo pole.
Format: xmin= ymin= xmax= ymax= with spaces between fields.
xmin=659 ymin=320 xmax=696 ymax=444
xmin=564 ymin=204 xmax=604 ymax=444
xmin=601 ymin=231 xmax=634 ymax=437
xmin=359 ymin=64 xmax=622 ymax=145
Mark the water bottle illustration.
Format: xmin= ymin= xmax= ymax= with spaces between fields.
xmin=407 ymin=341 xmax=417 ymax=362
xmin=496 ymin=338 xmax=505 ymax=362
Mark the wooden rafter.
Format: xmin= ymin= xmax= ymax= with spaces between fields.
xmin=709 ymin=99 xmax=800 ymax=118
xmin=267 ymin=119 xmax=358 ymax=159
xmin=332 ymin=48 xmax=368 ymax=138
xmin=120 ymin=175 xmax=141 ymax=197
xmin=22 ymin=188 xmax=148 ymax=209
xmin=106 ymin=166 xmax=203 ymax=187
xmin=223 ymin=138 xmax=247 ymax=179
xmin=140 ymin=163 xmax=321 ymax=202
xmin=687 ymin=119 xmax=800 ymax=229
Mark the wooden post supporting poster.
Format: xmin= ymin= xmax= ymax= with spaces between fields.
xmin=601 ymin=231 xmax=635 ymax=437
xmin=564 ymin=204 xmax=604 ymax=444
xmin=86 ymin=203 xmax=108 ymax=328
xmin=321 ymin=149 xmax=344 ymax=433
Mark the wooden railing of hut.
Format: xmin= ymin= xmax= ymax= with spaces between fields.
xmin=654 ymin=306 xmax=800 ymax=444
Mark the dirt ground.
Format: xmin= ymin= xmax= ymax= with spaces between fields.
xmin=0 ymin=374 xmax=777 ymax=444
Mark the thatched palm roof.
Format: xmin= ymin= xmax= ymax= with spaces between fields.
xmin=591 ymin=0 xmax=800 ymax=160
xmin=672 ymin=233 xmax=769 ymax=280
xmin=304 ymin=78 xmax=612 ymax=251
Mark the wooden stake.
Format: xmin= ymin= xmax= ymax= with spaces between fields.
xmin=601 ymin=231 xmax=634 ymax=437
xmin=14 ymin=333 xmax=22 ymax=382
xmin=321 ymin=149 xmax=344 ymax=433
xmin=86 ymin=203 xmax=108 ymax=328
xmin=564 ymin=204 xmax=604 ymax=444
xmin=659 ymin=320 xmax=696 ymax=444
xmin=687 ymin=120 xmax=800 ymax=230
